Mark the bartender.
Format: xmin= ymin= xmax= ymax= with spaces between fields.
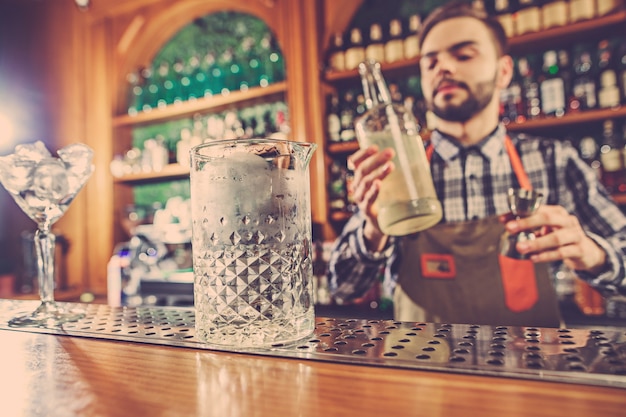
xmin=328 ymin=2 xmax=626 ymax=327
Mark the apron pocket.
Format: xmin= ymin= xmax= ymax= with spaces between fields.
xmin=498 ymin=254 xmax=539 ymax=312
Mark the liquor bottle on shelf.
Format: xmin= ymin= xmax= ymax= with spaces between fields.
xmin=618 ymin=41 xmax=626 ymax=105
xmin=153 ymin=61 xmax=172 ymax=108
xmin=518 ymin=55 xmax=541 ymax=119
xmin=599 ymin=119 xmax=626 ymax=194
xmin=236 ymin=36 xmax=253 ymax=90
xmin=491 ymin=0 xmax=516 ymax=38
xmin=539 ymin=49 xmax=566 ymax=117
xmin=219 ymin=49 xmax=237 ymax=92
xmin=578 ymin=133 xmax=601 ymax=180
xmin=597 ymin=39 xmax=621 ymax=109
xmin=542 ymin=0 xmax=569 ymax=30
xmin=365 ymin=23 xmax=386 ymax=63
xmin=268 ymin=37 xmax=285 ymax=83
xmin=126 ymin=69 xmax=142 ymax=116
xmin=568 ymin=0 xmax=596 ymax=23
xmin=328 ymin=159 xmax=348 ymax=212
xmin=596 ymin=0 xmax=623 ymax=17
xmin=572 ymin=43 xmax=598 ymax=111
xmin=384 ymin=19 xmax=404 ymax=64
xmin=515 ymin=0 xmax=541 ymax=35
xmin=183 ymin=54 xmax=201 ymax=100
xmin=339 ymin=90 xmax=357 ymax=142
xmin=170 ymin=58 xmax=186 ymax=104
xmin=355 ymin=94 xmax=367 ymax=118
xmin=259 ymin=33 xmax=284 ymax=86
xmin=139 ymin=66 xmax=157 ymax=112
xmin=344 ymin=28 xmax=366 ymax=71
xmin=403 ymin=14 xmax=421 ymax=60
xmin=327 ymin=32 xmax=346 ymax=72
xmin=500 ymin=58 xmax=525 ymax=124
xmin=197 ymin=52 xmax=217 ymax=97
xmin=345 ymin=158 xmax=357 ymax=213
xmin=558 ymin=49 xmax=577 ymax=114
xmin=326 ymin=93 xmax=342 ymax=143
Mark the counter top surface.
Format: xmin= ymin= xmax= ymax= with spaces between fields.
xmin=0 ymin=300 xmax=625 ymax=417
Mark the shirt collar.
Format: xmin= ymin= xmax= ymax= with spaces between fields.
xmin=429 ymin=123 xmax=507 ymax=163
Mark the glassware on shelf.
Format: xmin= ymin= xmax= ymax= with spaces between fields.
xmin=0 ymin=141 xmax=94 ymax=327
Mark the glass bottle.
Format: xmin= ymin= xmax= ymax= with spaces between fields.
xmin=542 ymin=0 xmax=568 ymax=29
xmin=403 ymin=14 xmax=421 ymax=60
xmin=597 ymin=0 xmax=622 ymax=17
xmin=355 ymin=60 xmax=442 ymax=236
xmin=170 ymin=58 xmax=186 ymax=104
xmin=539 ymin=50 xmax=566 ymax=117
xmin=572 ymin=43 xmax=598 ymax=111
xmin=516 ymin=0 xmax=541 ymax=36
xmin=384 ymin=19 xmax=404 ymax=64
xmin=518 ymin=55 xmax=541 ymax=120
xmin=326 ymin=93 xmax=342 ymax=143
xmin=365 ymin=23 xmax=385 ymax=63
xmin=619 ymin=42 xmax=626 ymax=105
xmin=125 ymin=69 xmax=142 ymax=116
xmin=327 ymin=32 xmax=346 ymax=72
xmin=184 ymin=54 xmax=201 ymax=100
xmin=153 ymin=61 xmax=171 ymax=108
xmin=198 ymin=52 xmax=218 ymax=97
xmin=558 ymin=49 xmax=577 ymax=114
xmin=578 ymin=133 xmax=601 ymax=180
xmin=599 ymin=119 xmax=626 ymax=194
xmin=597 ymin=40 xmax=620 ymax=109
xmin=268 ymin=37 xmax=285 ymax=83
xmin=140 ymin=66 xmax=157 ymax=112
xmin=569 ymin=0 xmax=596 ymax=23
xmin=344 ymin=28 xmax=365 ymax=71
xmin=339 ymin=90 xmax=357 ymax=142
xmin=492 ymin=0 xmax=515 ymax=38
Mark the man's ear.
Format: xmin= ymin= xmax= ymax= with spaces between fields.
xmin=497 ymin=55 xmax=514 ymax=89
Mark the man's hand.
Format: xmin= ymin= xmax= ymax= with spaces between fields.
xmin=348 ymin=145 xmax=395 ymax=251
xmin=499 ymin=205 xmax=608 ymax=274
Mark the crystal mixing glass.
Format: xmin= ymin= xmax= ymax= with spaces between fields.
xmin=190 ymin=139 xmax=317 ymax=348
xmin=0 ymin=141 xmax=94 ymax=327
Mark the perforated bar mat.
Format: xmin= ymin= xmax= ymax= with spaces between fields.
xmin=1 ymin=300 xmax=625 ymax=388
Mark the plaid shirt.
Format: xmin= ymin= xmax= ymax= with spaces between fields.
xmin=329 ymin=123 xmax=626 ymax=303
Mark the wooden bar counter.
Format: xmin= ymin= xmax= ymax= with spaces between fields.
xmin=0 ymin=301 xmax=625 ymax=417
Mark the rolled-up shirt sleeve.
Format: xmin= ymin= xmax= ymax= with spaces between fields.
xmin=328 ymin=211 xmax=396 ymax=303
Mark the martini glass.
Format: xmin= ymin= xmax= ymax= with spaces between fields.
xmin=500 ymin=188 xmax=543 ymax=259
xmin=0 ymin=141 xmax=94 ymax=327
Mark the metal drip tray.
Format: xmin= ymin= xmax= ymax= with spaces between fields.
xmin=1 ymin=300 xmax=625 ymax=388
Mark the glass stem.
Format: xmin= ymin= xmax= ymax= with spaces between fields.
xmin=35 ymin=228 xmax=56 ymax=304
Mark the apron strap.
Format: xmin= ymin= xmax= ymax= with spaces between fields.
xmin=426 ymin=134 xmax=532 ymax=190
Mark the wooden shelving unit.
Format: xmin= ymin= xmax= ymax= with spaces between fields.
xmin=112 ymin=81 xmax=288 ymax=128
xmin=507 ymin=107 xmax=626 ymax=132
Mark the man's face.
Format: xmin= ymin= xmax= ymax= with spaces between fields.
xmin=419 ymin=17 xmax=502 ymax=122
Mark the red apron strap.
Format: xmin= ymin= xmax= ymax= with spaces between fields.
xmin=504 ymin=135 xmax=532 ymax=190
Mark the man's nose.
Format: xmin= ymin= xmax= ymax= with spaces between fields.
xmin=435 ymin=53 xmax=456 ymax=75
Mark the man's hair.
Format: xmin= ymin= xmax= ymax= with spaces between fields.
xmin=418 ymin=1 xmax=509 ymax=57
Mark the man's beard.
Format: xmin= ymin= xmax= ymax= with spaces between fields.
xmin=429 ymin=76 xmax=496 ymax=122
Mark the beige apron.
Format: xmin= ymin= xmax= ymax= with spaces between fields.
xmin=394 ymin=136 xmax=563 ymax=328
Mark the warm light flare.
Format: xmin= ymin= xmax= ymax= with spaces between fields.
xmin=0 ymin=112 xmax=16 ymax=154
